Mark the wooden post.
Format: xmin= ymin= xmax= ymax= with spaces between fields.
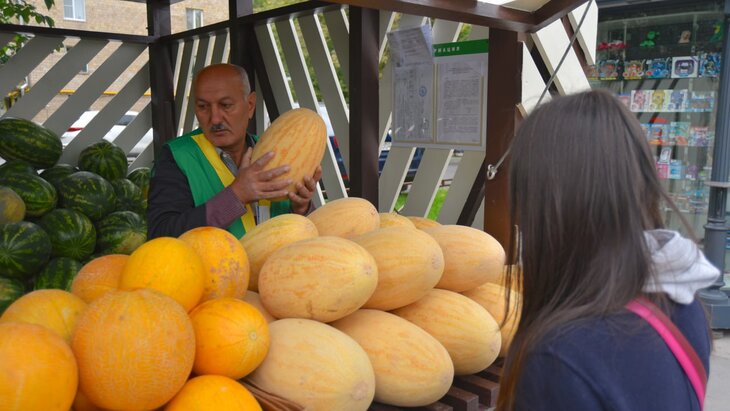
xmin=484 ymin=29 xmax=521 ymax=248
xmin=146 ymin=0 xmax=175 ymax=151
xmin=349 ymin=7 xmax=380 ymax=205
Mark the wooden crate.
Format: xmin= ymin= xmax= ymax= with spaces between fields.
xmin=368 ymin=360 xmax=503 ymax=411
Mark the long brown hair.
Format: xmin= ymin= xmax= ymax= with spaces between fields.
xmin=497 ymin=89 xmax=685 ymax=410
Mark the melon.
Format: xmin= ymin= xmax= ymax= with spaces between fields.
xmin=0 ymin=289 xmax=86 ymax=343
xmin=238 ymin=213 xmax=318 ymax=292
xmin=424 ymin=225 xmax=506 ymax=292
xmin=393 ymin=289 xmax=501 ymax=375
xmin=247 ymin=318 xmax=375 ymax=411
xmin=331 ymin=309 xmax=454 ymax=407
xmin=71 ymin=289 xmax=195 ymax=410
xmin=250 ymin=108 xmax=327 ymax=200
xmin=190 ymin=298 xmax=270 ymax=379
xmin=0 ymin=322 xmax=77 ymax=411
xmin=463 ymin=282 xmax=521 ymax=357
xmin=378 ymin=212 xmax=415 ymax=228
xmin=307 ymin=197 xmax=379 ymax=239
xmin=258 ymin=236 xmax=378 ymax=322
xmin=165 ymin=375 xmax=262 ymax=411
xmin=70 ymin=254 xmax=128 ymax=303
xmin=243 ymin=291 xmax=276 ymax=323
xmin=119 ymin=237 xmax=205 ymax=311
xmin=407 ymin=216 xmax=441 ymax=230
xmin=352 ymin=227 xmax=444 ymax=310
xmin=179 ymin=226 xmax=250 ymax=302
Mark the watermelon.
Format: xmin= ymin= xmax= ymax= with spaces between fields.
xmin=0 ymin=186 xmax=25 ymax=224
xmin=95 ymin=211 xmax=146 ymax=255
xmin=0 ymin=160 xmax=36 ymax=178
xmin=37 ymin=208 xmax=96 ymax=260
xmin=33 ymin=257 xmax=83 ymax=291
xmin=127 ymin=167 xmax=151 ymax=198
xmin=78 ymin=140 xmax=128 ymax=181
xmin=0 ymin=277 xmax=25 ymax=314
xmin=111 ymin=178 xmax=145 ymax=213
xmin=0 ymin=117 xmax=62 ymax=169
xmin=0 ymin=221 xmax=52 ymax=280
xmin=57 ymin=171 xmax=116 ymax=221
xmin=39 ymin=163 xmax=77 ymax=190
xmin=0 ymin=172 xmax=57 ymax=217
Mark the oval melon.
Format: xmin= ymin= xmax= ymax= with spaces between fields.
xmin=331 ymin=309 xmax=454 ymax=407
xmin=407 ymin=216 xmax=442 ymax=230
xmin=463 ymin=282 xmax=521 ymax=357
xmin=0 ymin=186 xmax=25 ymax=223
xmin=250 ymin=107 xmax=327 ymax=200
xmin=70 ymin=254 xmax=127 ymax=303
xmin=379 ymin=212 xmax=415 ymax=228
xmin=393 ymin=289 xmax=501 ymax=375
xmin=0 ymin=289 xmax=86 ymax=343
xmin=247 ymin=318 xmax=375 ymax=411
xmin=259 ymin=236 xmax=378 ymax=322
xmin=165 ymin=375 xmax=261 ymax=411
xmin=424 ymin=225 xmax=506 ymax=292
xmin=243 ymin=291 xmax=276 ymax=323
xmin=307 ymin=197 xmax=379 ymax=239
xmin=352 ymin=227 xmax=444 ymax=310
xmin=239 ymin=213 xmax=318 ymax=292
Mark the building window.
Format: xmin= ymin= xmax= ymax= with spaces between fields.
xmin=63 ymin=0 xmax=86 ymax=21
xmin=187 ymin=8 xmax=204 ymax=30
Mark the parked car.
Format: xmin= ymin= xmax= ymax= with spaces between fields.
xmin=62 ymin=111 xmax=152 ymax=156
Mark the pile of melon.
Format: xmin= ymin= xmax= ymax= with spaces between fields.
xmin=0 ymin=195 xmax=521 ymax=411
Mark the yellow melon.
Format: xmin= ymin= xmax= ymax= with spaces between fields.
xmin=239 ymin=213 xmax=318 ymax=292
xmin=247 ymin=318 xmax=375 ymax=411
xmin=251 ymin=107 xmax=327 ymax=199
xmin=393 ymin=289 xmax=501 ymax=375
xmin=407 ymin=216 xmax=441 ymax=230
xmin=258 ymin=236 xmax=378 ymax=322
xmin=463 ymin=282 xmax=521 ymax=357
xmin=71 ymin=254 xmax=127 ymax=303
xmin=424 ymin=225 xmax=505 ymax=292
xmin=166 ymin=375 xmax=262 ymax=411
xmin=379 ymin=212 xmax=415 ymax=228
xmin=331 ymin=309 xmax=454 ymax=407
xmin=179 ymin=226 xmax=250 ymax=302
xmin=0 ymin=289 xmax=86 ymax=343
xmin=243 ymin=291 xmax=277 ymax=323
xmin=307 ymin=197 xmax=379 ymax=239
xmin=352 ymin=227 xmax=444 ymax=310
xmin=71 ymin=289 xmax=195 ymax=410
xmin=119 ymin=237 xmax=205 ymax=311
xmin=72 ymin=390 xmax=106 ymax=411
xmin=0 ymin=322 xmax=77 ymax=411
xmin=190 ymin=298 xmax=270 ymax=379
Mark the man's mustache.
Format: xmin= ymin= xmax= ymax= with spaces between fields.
xmin=210 ymin=123 xmax=229 ymax=132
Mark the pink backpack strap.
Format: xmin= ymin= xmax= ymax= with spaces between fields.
xmin=625 ymin=297 xmax=707 ymax=409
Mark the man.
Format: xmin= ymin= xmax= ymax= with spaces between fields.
xmin=147 ymin=63 xmax=321 ymax=239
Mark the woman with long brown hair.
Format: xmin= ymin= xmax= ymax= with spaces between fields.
xmin=498 ymin=89 xmax=719 ymax=410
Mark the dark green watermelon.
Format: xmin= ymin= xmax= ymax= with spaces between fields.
xmin=127 ymin=167 xmax=151 ymax=198
xmin=34 ymin=257 xmax=83 ymax=291
xmin=0 ymin=221 xmax=52 ymax=280
xmin=0 ymin=172 xmax=57 ymax=217
xmin=0 ymin=117 xmax=62 ymax=169
xmin=0 ymin=160 xmax=36 ymax=178
xmin=78 ymin=140 xmax=128 ymax=181
xmin=39 ymin=163 xmax=77 ymax=190
xmin=37 ymin=208 xmax=96 ymax=260
xmin=0 ymin=277 xmax=25 ymax=314
xmin=58 ymin=171 xmax=116 ymax=221
xmin=96 ymin=211 xmax=146 ymax=255
xmin=111 ymin=178 xmax=145 ymax=213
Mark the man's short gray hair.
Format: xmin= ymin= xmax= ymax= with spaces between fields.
xmin=231 ymin=64 xmax=251 ymax=96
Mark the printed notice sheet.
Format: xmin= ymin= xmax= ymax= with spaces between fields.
xmin=388 ymin=25 xmax=434 ymax=144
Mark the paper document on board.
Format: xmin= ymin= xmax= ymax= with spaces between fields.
xmin=435 ymin=54 xmax=487 ymax=146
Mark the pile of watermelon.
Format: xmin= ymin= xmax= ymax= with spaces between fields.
xmin=0 ymin=117 xmax=149 ymax=313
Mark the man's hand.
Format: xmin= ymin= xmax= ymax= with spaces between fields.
xmin=289 ymin=165 xmax=322 ymax=215
xmin=229 ymin=148 xmax=292 ymax=205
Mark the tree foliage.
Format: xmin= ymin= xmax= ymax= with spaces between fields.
xmin=0 ymin=0 xmax=56 ymax=65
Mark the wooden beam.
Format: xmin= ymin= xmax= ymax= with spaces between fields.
xmin=147 ymin=0 xmax=176 ymax=152
xmin=325 ymin=0 xmax=535 ymax=32
xmin=348 ymin=7 xmax=380 ymax=206
xmin=484 ymin=28 xmax=521 ymax=247
xmin=0 ymin=22 xmax=154 ymax=44
xmin=532 ymin=0 xmax=588 ymax=32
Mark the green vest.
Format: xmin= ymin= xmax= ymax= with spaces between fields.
xmin=167 ymin=129 xmax=291 ymax=238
